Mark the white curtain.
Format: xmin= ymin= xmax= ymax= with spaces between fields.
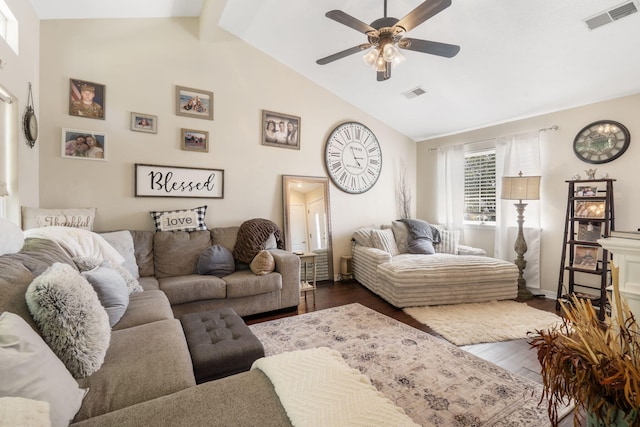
xmin=436 ymin=144 xmax=465 ymax=236
xmin=494 ymin=131 xmax=542 ymax=289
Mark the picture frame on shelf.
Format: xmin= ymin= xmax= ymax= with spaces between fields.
xmin=573 ymin=245 xmax=598 ymax=271
xmin=261 ymin=109 xmax=300 ymax=150
xmin=181 ymin=128 xmax=209 ymax=153
xmin=575 ymin=184 xmax=598 ymax=197
xmin=577 ymin=222 xmax=602 ymax=242
xmin=61 ymin=128 xmax=106 ymax=161
xmin=175 ymin=86 xmax=213 ymax=120
xmin=574 ymin=200 xmax=606 ymax=219
xmin=69 ymin=78 xmax=105 ymax=120
xmin=130 ymin=112 xmax=157 ymax=134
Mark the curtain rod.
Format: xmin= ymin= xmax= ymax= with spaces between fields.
xmin=427 ymin=125 xmax=559 ymax=151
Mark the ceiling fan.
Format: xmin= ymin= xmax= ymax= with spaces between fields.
xmin=316 ymin=0 xmax=460 ymax=81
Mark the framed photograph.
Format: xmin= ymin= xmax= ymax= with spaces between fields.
xmin=574 ymin=201 xmax=606 ymax=219
xmin=575 ymin=184 xmax=598 ymax=197
xmin=130 ymin=112 xmax=157 ymax=134
xmin=577 ymin=222 xmax=602 ymax=242
xmin=261 ymin=109 xmax=300 ymax=150
xmin=69 ymin=78 xmax=105 ymax=120
xmin=181 ymin=128 xmax=209 ymax=152
xmin=573 ymin=245 xmax=598 ymax=270
xmin=62 ymin=128 xmax=106 ymax=161
xmin=175 ymin=86 xmax=213 ymax=120
xmin=135 ymin=164 xmax=224 ymax=198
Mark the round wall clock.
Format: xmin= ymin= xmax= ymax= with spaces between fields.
xmin=324 ymin=121 xmax=382 ymax=194
xmin=573 ymin=120 xmax=630 ymax=164
xmin=23 ymin=83 xmax=38 ymax=148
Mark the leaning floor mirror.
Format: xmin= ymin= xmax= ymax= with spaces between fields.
xmin=282 ymin=175 xmax=333 ymax=283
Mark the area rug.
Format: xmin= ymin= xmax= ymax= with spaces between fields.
xmin=403 ymin=300 xmax=564 ymax=346
xmin=250 ymin=303 xmax=564 ymax=426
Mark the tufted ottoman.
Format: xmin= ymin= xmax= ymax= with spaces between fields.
xmin=180 ymin=307 xmax=265 ymax=383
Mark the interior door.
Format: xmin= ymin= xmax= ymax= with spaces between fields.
xmin=290 ymin=203 xmax=307 ymax=252
xmin=307 ymin=198 xmax=326 ymax=251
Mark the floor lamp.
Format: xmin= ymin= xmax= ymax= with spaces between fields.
xmin=501 ymin=172 xmax=541 ymax=300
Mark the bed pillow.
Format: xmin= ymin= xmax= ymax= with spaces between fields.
xmin=370 ymin=229 xmax=399 ymax=256
xmin=100 ymin=230 xmax=139 ymax=278
xmin=0 ymin=312 xmax=87 ymax=427
xmin=25 ymin=263 xmax=111 ymax=378
xmin=21 ymin=207 xmax=96 ymax=230
xmin=250 ymin=250 xmax=275 ymax=276
xmin=197 ymin=245 xmax=235 ymax=277
xmin=81 ymin=266 xmax=130 ymax=327
xmin=149 ymin=206 xmax=207 ymax=232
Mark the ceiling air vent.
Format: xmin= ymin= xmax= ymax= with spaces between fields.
xmin=403 ymin=87 xmax=427 ymax=99
xmin=583 ymin=1 xmax=638 ymax=30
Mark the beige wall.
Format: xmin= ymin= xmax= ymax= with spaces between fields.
xmin=418 ymin=93 xmax=640 ymax=296
xmin=38 ymin=12 xmax=416 ymax=278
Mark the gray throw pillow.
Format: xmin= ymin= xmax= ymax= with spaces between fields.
xmin=26 ymin=263 xmax=111 ymax=378
xmin=407 ymin=238 xmax=435 ymax=255
xmin=82 ymin=266 xmax=130 ymax=327
xmin=197 ymin=245 xmax=235 ymax=277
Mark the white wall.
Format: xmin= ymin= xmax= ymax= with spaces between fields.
xmin=418 ymin=93 xmax=640 ymax=296
xmin=38 ymin=10 xmax=416 ymax=277
xmin=0 ymin=0 xmax=39 ymax=223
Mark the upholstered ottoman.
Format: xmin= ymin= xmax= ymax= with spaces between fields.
xmin=180 ymin=307 xmax=265 ymax=383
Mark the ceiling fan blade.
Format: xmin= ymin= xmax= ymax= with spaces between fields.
xmin=316 ymin=44 xmax=372 ymax=65
xmin=377 ymin=62 xmax=391 ymax=81
xmin=398 ymin=37 xmax=460 ymax=58
xmin=395 ymin=0 xmax=452 ymax=32
xmin=326 ymin=10 xmax=377 ymax=34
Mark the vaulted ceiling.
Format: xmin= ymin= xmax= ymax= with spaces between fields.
xmin=31 ymin=0 xmax=640 ymax=141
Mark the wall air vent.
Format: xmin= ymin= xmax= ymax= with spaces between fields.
xmin=403 ymin=86 xmax=427 ymax=99
xmin=583 ymin=1 xmax=638 ymax=30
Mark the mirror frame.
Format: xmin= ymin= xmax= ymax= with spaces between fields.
xmin=282 ymin=175 xmax=333 ymax=282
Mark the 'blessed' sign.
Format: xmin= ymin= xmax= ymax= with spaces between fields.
xmin=135 ymin=164 xmax=224 ymax=198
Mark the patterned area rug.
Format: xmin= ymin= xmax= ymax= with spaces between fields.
xmin=403 ymin=300 xmax=564 ymax=346
xmin=250 ymin=303 xmax=557 ymax=426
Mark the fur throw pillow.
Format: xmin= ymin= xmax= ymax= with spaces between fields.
xmin=26 ymin=263 xmax=111 ymax=378
xmin=250 ymin=250 xmax=275 ymax=276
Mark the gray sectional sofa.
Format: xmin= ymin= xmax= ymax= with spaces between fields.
xmin=0 ymin=225 xmax=301 ymax=426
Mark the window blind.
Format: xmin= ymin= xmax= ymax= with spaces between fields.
xmin=464 ymin=151 xmax=496 ymax=223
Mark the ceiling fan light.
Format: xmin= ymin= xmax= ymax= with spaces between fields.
xmin=382 ymin=43 xmax=398 ymax=61
xmin=363 ymin=47 xmax=380 ymax=69
xmin=391 ymin=49 xmax=406 ymax=65
xmin=375 ymin=55 xmax=387 ymax=72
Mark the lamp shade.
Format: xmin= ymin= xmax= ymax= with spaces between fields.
xmin=501 ymin=173 xmax=540 ymax=201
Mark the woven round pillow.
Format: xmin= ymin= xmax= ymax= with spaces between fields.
xmin=250 ymin=250 xmax=275 ymax=276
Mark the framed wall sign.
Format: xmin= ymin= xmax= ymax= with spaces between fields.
xmin=135 ymin=164 xmax=224 ymax=198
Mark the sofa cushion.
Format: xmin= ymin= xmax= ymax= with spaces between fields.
xmin=432 ymin=225 xmax=460 ymax=255
xmin=0 ymin=312 xmax=87 ymax=427
xmin=129 ymin=230 xmax=155 ymax=277
xmin=210 ymin=226 xmax=239 ymax=252
xmin=14 ymin=238 xmax=78 ymax=277
xmin=74 ymin=319 xmax=195 ymax=422
xmin=225 ymin=270 xmax=282 ymax=299
xmin=81 ymin=266 xmax=130 ymax=327
xmin=158 ymin=275 xmax=226 ymax=305
xmin=352 ymin=227 xmax=374 ymax=247
xmin=149 ymin=206 xmax=207 ymax=232
xmin=391 ymin=220 xmax=409 ymax=254
xmin=153 ymin=231 xmax=211 ymax=278
xmin=197 ymin=245 xmax=235 ymax=277
xmin=250 ymin=250 xmax=275 ymax=276
xmin=370 ymin=229 xmax=399 ymax=256
xmin=112 ymin=290 xmax=173 ymax=330
xmin=100 ymin=230 xmax=139 ymax=278
xmin=26 ymin=263 xmax=111 ymax=378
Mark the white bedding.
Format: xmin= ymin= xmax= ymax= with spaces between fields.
xmin=252 ymin=347 xmax=419 ymax=427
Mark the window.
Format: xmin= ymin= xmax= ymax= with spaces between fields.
xmin=464 ymin=150 xmax=496 ymax=224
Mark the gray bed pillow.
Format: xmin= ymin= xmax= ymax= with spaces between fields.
xmin=197 ymin=245 xmax=235 ymax=277
xmin=407 ymin=238 xmax=435 ymax=255
xmin=82 ymin=266 xmax=130 ymax=327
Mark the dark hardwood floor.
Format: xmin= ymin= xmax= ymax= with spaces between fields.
xmin=244 ymin=280 xmax=582 ymax=426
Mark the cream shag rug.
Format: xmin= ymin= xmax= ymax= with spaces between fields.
xmin=404 ymin=300 xmax=564 ymax=346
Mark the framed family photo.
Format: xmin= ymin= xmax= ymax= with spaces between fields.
xmin=175 ymin=86 xmax=213 ymax=120
xmin=130 ymin=112 xmax=158 ymax=134
xmin=69 ymin=78 xmax=105 ymax=120
xmin=573 ymin=245 xmax=598 ymax=271
xmin=574 ymin=184 xmax=598 ymax=197
xmin=181 ymin=128 xmax=209 ymax=153
xmin=62 ymin=128 xmax=106 ymax=161
xmin=261 ymin=109 xmax=300 ymax=150
xmin=574 ymin=201 xmax=606 ymax=219
xmin=577 ymin=222 xmax=602 ymax=242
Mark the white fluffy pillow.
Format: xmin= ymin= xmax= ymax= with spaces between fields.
xmin=0 ymin=219 xmax=24 ymax=255
xmin=0 ymin=312 xmax=87 ymax=427
xmin=26 ymin=263 xmax=111 ymax=378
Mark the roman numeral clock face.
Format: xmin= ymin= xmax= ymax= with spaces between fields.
xmin=573 ymin=120 xmax=630 ymax=164
xmin=325 ymin=122 xmax=382 ymax=194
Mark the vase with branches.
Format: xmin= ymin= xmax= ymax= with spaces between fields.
xmin=530 ymin=266 xmax=639 ymax=426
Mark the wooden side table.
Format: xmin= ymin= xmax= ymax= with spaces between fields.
xmin=296 ymin=252 xmax=317 ymax=304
